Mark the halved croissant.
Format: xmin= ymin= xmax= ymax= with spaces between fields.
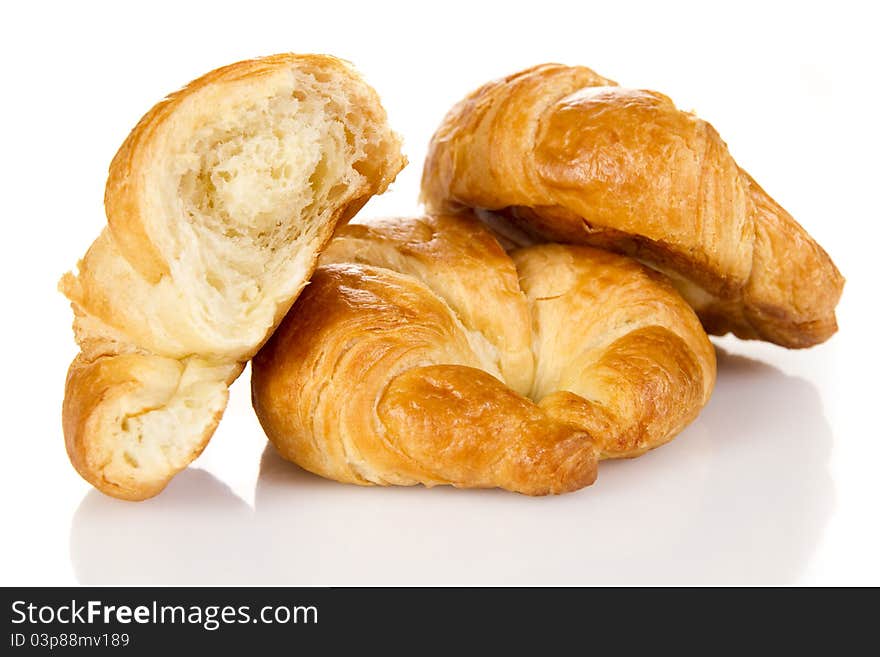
xmin=60 ymin=54 xmax=405 ymax=500
xmin=251 ymin=213 xmax=716 ymax=495
xmin=421 ymin=64 xmax=844 ymax=348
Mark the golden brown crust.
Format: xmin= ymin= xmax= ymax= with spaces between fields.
xmin=251 ymin=214 xmax=715 ymax=495
xmin=63 ymin=354 xmax=242 ymax=501
xmin=512 ymin=243 xmax=716 ymax=459
xmin=62 ymin=54 xmax=404 ymax=500
xmin=421 ymin=64 xmax=844 ymax=348
xmin=378 ymin=365 xmax=597 ymax=495
xmin=319 ymin=214 xmax=535 ymax=394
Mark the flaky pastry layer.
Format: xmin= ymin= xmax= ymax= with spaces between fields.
xmin=252 ymin=214 xmax=716 ymax=495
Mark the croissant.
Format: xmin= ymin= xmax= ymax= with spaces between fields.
xmin=251 ymin=213 xmax=716 ymax=495
xmin=60 ymin=54 xmax=405 ymax=500
xmin=421 ymin=64 xmax=844 ymax=348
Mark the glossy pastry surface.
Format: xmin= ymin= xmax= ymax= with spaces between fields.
xmin=252 ymin=213 xmax=716 ymax=495
xmin=422 ymin=64 xmax=843 ymax=348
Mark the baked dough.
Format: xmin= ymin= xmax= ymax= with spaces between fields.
xmin=60 ymin=54 xmax=405 ymax=500
xmin=421 ymin=64 xmax=843 ymax=348
xmin=251 ymin=213 xmax=716 ymax=495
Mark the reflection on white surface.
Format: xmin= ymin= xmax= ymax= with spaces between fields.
xmin=70 ymin=470 xmax=254 ymax=585
xmin=71 ymin=350 xmax=833 ymax=585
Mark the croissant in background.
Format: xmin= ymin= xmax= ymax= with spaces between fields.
xmin=60 ymin=54 xmax=405 ymax=500
xmin=422 ymin=64 xmax=844 ymax=348
xmin=251 ymin=213 xmax=716 ymax=495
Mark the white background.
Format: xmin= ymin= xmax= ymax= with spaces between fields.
xmin=2 ymin=0 xmax=877 ymax=585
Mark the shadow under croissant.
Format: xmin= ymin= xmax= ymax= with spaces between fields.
xmin=69 ymin=469 xmax=254 ymax=585
xmin=70 ymin=350 xmax=834 ymax=585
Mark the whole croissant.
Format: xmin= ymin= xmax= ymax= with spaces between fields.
xmin=421 ymin=64 xmax=844 ymax=348
xmin=251 ymin=213 xmax=716 ymax=495
xmin=60 ymin=54 xmax=405 ymax=500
